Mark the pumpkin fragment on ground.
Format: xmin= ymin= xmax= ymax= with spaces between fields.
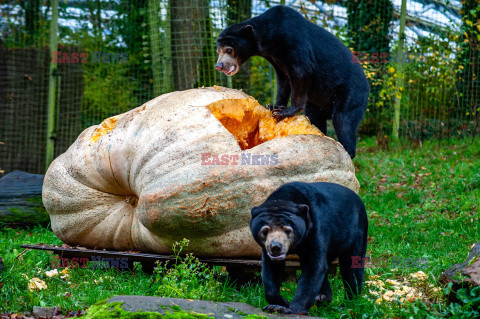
xmin=42 ymin=87 xmax=359 ymax=258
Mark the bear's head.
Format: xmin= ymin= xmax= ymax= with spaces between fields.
xmin=250 ymin=200 xmax=311 ymax=261
xmin=215 ymin=24 xmax=256 ymax=76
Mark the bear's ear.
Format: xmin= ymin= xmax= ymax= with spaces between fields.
xmin=297 ymin=204 xmax=312 ymax=229
xmin=251 ymin=206 xmax=261 ymax=218
xmin=240 ymin=24 xmax=255 ymax=38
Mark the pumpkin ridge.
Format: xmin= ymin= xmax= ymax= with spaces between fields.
xmin=107 ymin=148 xmax=130 ymax=195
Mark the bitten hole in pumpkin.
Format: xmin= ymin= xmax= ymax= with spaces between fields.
xmin=206 ymin=98 xmax=325 ymax=150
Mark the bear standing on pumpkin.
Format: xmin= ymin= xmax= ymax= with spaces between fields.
xmin=216 ymin=6 xmax=369 ymax=158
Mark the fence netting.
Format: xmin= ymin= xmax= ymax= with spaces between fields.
xmin=1 ymin=0 xmax=479 ymax=175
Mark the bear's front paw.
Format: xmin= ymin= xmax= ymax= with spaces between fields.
xmin=272 ymin=107 xmax=297 ymax=121
xmin=263 ymin=305 xmax=292 ymax=314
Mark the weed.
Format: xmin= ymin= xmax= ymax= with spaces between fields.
xmin=154 ymin=239 xmax=230 ymax=301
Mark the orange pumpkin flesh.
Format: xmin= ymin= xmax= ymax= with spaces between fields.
xmin=206 ymin=98 xmax=325 ymax=150
xmin=90 ymin=115 xmax=120 ymax=143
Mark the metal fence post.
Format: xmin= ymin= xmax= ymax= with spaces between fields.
xmin=149 ymin=0 xmax=162 ymax=97
xmin=45 ymin=0 xmax=59 ymax=172
xmin=163 ymin=1 xmax=173 ymax=92
xmin=392 ymin=0 xmax=407 ymax=139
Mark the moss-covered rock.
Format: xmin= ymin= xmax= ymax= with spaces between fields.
xmin=80 ymin=300 xmax=213 ymax=319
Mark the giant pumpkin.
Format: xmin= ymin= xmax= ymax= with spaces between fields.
xmin=42 ymin=87 xmax=359 ymax=258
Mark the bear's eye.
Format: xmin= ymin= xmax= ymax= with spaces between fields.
xmin=284 ymin=227 xmax=293 ymax=236
xmin=260 ymin=226 xmax=270 ymax=237
xmin=226 ymin=48 xmax=233 ymax=55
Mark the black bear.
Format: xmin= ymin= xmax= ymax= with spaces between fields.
xmin=250 ymin=182 xmax=368 ymax=314
xmin=216 ymin=6 xmax=369 ymax=158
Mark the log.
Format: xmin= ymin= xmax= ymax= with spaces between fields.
xmin=439 ymin=243 xmax=480 ymax=299
xmin=0 ymin=170 xmax=49 ymax=226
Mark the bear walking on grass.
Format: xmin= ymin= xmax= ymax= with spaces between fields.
xmin=250 ymin=182 xmax=368 ymax=315
xmin=216 ymin=6 xmax=369 ymax=158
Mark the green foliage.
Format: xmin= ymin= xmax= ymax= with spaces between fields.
xmin=397 ymin=34 xmax=459 ymax=138
xmin=82 ymin=56 xmax=140 ymax=126
xmin=56 ymin=0 xmax=151 ymax=126
xmin=359 ymin=29 xmax=475 ymax=138
xmin=456 ymin=286 xmax=480 ymax=307
xmin=154 ymin=239 xmax=229 ymax=300
xmin=457 ymin=0 xmax=480 ymax=119
xmin=248 ymin=57 xmax=275 ymax=106
xmin=358 ymin=60 xmax=396 ymax=135
xmin=346 ymin=0 xmax=393 ymax=54
xmin=346 ymin=0 xmax=394 ymax=133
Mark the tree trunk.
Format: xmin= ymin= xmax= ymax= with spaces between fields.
xmin=226 ymin=0 xmax=252 ymax=92
xmin=20 ymin=0 xmax=41 ymax=46
xmin=169 ymin=0 xmax=212 ymax=90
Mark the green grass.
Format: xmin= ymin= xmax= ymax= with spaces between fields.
xmin=1 ymin=137 xmax=480 ymax=317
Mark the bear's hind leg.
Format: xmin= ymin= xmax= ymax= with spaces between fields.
xmin=305 ymin=104 xmax=328 ymax=135
xmin=332 ymin=95 xmax=367 ymax=159
xmin=339 ymin=250 xmax=365 ymax=300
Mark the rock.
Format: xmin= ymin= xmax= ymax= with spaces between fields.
xmin=43 ymin=87 xmax=359 ymax=257
xmin=440 ymin=243 xmax=480 ymax=290
xmin=0 ymin=171 xmax=49 ymax=226
xmin=108 ymin=296 xmax=324 ymax=319
xmin=32 ymin=306 xmax=56 ymax=318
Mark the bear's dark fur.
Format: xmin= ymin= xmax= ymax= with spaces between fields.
xmin=250 ymin=182 xmax=368 ymax=314
xmin=216 ymin=6 xmax=369 ymax=158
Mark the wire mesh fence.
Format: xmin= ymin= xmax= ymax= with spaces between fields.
xmin=0 ymin=0 xmax=479 ymax=175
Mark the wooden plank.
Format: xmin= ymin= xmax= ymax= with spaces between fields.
xmin=20 ymin=244 xmax=301 ymax=268
xmin=20 ymin=244 xmax=342 ymax=283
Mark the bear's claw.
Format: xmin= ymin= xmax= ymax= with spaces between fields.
xmin=315 ymin=294 xmax=333 ymax=305
xmin=272 ymin=109 xmax=296 ymax=121
xmin=263 ymin=305 xmax=292 ymax=314
xmin=265 ymin=104 xmax=288 ymax=112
